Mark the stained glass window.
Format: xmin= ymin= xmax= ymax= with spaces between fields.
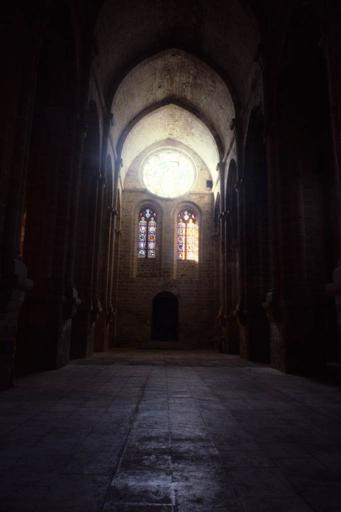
xmin=177 ymin=209 xmax=199 ymax=262
xmin=143 ymin=149 xmax=196 ymax=198
xmin=138 ymin=207 xmax=157 ymax=258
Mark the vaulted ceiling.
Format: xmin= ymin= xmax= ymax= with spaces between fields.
xmin=111 ymin=49 xmax=234 ymax=160
xmin=120 ymin=104 xmax=220 ymax=184
xmin=94 ymin=0 xmax=262 ymax=187
xmin=94 ymin=0 xmax=260 ymax=107
xmin=111 ymin=49 xmax=229 ymax=185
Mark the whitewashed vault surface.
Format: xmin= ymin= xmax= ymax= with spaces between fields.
xmin=111 ymin=49 xmax=235 ymax=155
xmin=120 ymin=104 xmax=220 ymax=186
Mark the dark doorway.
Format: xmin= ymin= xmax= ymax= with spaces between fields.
xmin=152 ymin=292 xmax=178 ymax=341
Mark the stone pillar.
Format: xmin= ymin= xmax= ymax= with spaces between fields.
xmin=94 ymin=173 xmax=107 ymax=351
xmin=327 ymin=267 xmax=341 ymax=361
xmin=326 ymin=3 xmax=341 ymax=364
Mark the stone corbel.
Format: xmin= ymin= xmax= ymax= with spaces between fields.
xmin=63 ymin=287 xmax=81 ymax=319
xmin=106 ymin=304 xmax=114 ymax=322
xmin=0 ymin=257 xmax=33 ymax=389
xmin=326 ymin=265 xmax=341 ymax=296
xmin=216 ymin=306 xmax=227 ymax=332
xmin=236 ymin=176 xmax=244 ymax=192
xmin=0 ymin=258 xmax=33 ymax=311
xmin=233 ymin=301 xmax=246 ymax=327
xmin=90 ymin=297 xmax=103 ymax=324
xmin=262 ymin=291 xmax=281 ymax=324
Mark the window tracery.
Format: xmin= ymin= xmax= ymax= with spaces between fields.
xmin=177 ymin=209 xmax=199 ymax=262
xmin=142 ymin=149 xmax=195 ymax=198
xmin=138 ymin=207 xmax=157 ymax=258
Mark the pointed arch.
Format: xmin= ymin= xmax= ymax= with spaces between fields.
xmin=176 ymin=204 xmax=200 ymax=262
xmin=137 ymin=205 xmax=158 ymax=259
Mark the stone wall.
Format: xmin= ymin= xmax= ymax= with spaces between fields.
xmin=116 ymin=144 xmax=217 ymax=347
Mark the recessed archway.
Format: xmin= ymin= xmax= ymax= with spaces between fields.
xmin=152 ymin=292 xmax=178 ymax=341
xmin=113 ymin=47 xmax=235 ymax=349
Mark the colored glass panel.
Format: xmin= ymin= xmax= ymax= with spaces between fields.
xmin=138 ymin=207 xmax=157 ymax=258
xmin=176 ymin=210 xmax=199 ymax=262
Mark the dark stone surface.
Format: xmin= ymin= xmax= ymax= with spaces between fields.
xmin=0 ymin=351 xmax=340 ymax=511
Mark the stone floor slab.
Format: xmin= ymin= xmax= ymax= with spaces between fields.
xmin=1 ymin=350 xmax=340 ymax=512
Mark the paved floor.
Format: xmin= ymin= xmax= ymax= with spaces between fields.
xmin=0 ymin=350 xmax=341 ymax=512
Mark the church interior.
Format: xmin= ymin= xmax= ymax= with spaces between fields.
xmin=1 ymin=0 xmax=341 ymax=510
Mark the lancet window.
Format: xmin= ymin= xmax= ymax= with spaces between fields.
xmin=176 ymin=209 xmax=199 ymax=261
xmin=137 ymin=207 xmax=157 ymax=258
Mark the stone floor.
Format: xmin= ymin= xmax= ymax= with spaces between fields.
xmin=0 ymin=350 xmax=341 ymax=512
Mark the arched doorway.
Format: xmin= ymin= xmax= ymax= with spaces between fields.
xmin=152 ymin=292 xmax=178 ymax=341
